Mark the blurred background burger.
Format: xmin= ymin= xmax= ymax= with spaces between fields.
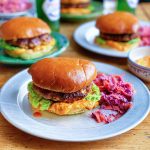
xmin=61 ymin=0 xmax=93 ymax=15
xmin=95 ymin=11 xmax=141 ymax=51
xmin=28 ymin=57 xmax=101 ymax=115
xmin=0 ymin=17 xmax=56 ymax=60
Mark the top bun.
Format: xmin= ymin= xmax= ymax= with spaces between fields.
xmin=0 ymin=17 xmax=51 ymax=40
xmin=61 ymin=0 xmax=90 ymax=4
xmin=28 ymin=57 xmax=97 ymax=93
xmin=96 ymin=11 xmax=139 ymax=34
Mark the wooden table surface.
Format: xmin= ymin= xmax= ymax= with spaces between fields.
xmin=0 ymin=3 xmax=150 ymax=150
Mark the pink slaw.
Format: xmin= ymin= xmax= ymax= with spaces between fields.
xmin=0 ymin=0 xmax=32 ymax=13
xmin=92 ymin=73 xmax=135 ymax=124
xmin=138 ymin=26 xmax=150 ymax=46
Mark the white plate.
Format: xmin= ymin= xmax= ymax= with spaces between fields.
xmin=73 ymin=21 xmax=150 ymax=58
xmin=0 ymin=62 xmax=150 ymax=142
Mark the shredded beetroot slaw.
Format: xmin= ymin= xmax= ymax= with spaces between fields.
xmin=92 ymin=73 xmax=135 ymax=124
xmin=138 ymin=26 xmax=150 ymax=46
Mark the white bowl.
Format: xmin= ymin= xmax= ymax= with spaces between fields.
xmin=128 ymin=46 xmax=150 ymax=82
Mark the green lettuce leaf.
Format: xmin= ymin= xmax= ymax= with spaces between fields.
xmin=88 ymin=5 xmax=95 ymax=11
xmin=96 ymin=37 xmax=140 ymax=45
xmin=28 ymin=82 xmax=51 ymax=111
xmin=127 ymin=38 xmax=140 ymax=44
xmin=0 ymin=39 xmax=19 ymax=51
xmin=40 ymin=99 xmax=51 ymax=111
xmin=28 ymin=82 xmax=101 ymax=110
xmin=95 ymin=37 xmax=106 ymax=45
xmin=85 ymin=84 xmax=101 ymax=102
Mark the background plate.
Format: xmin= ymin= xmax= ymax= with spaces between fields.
xmin=73 ymin=21 xmax=150 ymax=58
xmin=0 ymin=32 xmax=69 ymax=65
xmin=61 ymin=1 xmax=102 ymax=21
xmin=0 ymin=62 xmax=150 ymax=142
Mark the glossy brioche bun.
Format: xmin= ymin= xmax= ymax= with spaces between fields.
xmin=0 ymin=17 xmax=51 ymax=40
xmin=61 ymin=0 xmax=90 ymax=4
xmin=96 ymin=11 xmax=139 ymax=34
xmin=28 ymin=57 xmax=97 ymax=93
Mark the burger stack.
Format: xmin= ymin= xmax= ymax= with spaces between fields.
xmin=95 ymin=11 xmax=140 ymax=51
xmin=0 ymin=17 xmax=56 ymax=59
xmin=28 ymin=57 xmax=101 ymax=115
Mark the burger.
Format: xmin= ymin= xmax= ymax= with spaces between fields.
xmin=95 ymin=11 xmax=140 ymax=51
xmin=28 ymin=57 xmax=101 ymax=115
xmin=0 ymin=17 xmax=56 ymax=60
xmin=61 ymin=0 xmax=92 ymax=15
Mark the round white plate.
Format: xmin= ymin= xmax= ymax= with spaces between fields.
xmin=73 ymin=21 xmax=150 ymax=58
xmin=0 ymin=62 xmax=150 ymax=142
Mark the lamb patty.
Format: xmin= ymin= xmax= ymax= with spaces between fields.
xmin=61 ymin=2 xmax=90 ymax=8
xmin=100 ymin=32 xmax=139 ymax=42
xmin=6 ymin=33 xmax=52 ymax=49
xmin=33 ymin=84 xmax=92 ymax=103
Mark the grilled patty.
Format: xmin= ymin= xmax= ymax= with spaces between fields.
xmin=6 ymin=33 xmax=52 ymax=49
xmin=61 ymin=2 xmax=90 ymax=8
xmin=100 ymin=32 xmax=139 ymax=42
xmin=33 ymin=84 xmax=92 ymax=103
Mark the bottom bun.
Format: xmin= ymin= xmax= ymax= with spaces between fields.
xmin=28 ymin=94 xmax=99 ymax=115
xmin=49 ymin=99 xmax=99 ymax=115
xmin=61 ymin=8 xmax=91 ymax=14
xmin=28 ymin=81 xmax=100 ymax=115
xmin=95 ymin=37 xmax=140 ymax=52
xmin=5 ymin=38 xmax=56 ymax=60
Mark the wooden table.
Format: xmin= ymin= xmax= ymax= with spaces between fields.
xmin=0 ymin=3 xmax=150 ymax=150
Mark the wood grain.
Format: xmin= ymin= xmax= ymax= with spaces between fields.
xmin=0 ymin=3 xmax=150 ymax=150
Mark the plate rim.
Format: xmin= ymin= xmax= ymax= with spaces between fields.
xmin=0 ymin=62 xmax=150 ymax=142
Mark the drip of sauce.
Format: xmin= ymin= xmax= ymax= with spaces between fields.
xmin=33 ymin=112 xmax=42 ymax=117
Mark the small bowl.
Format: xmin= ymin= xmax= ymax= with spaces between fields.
xmin=128 ymin=46 xmax=150 ymax=82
